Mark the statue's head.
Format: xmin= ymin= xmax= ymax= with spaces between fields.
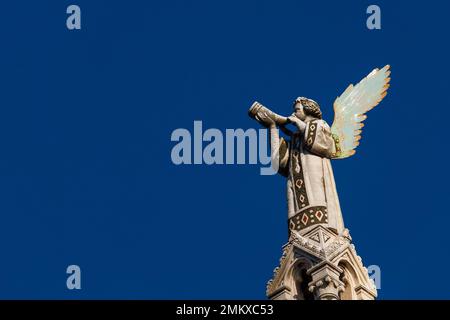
xmin=293 ymin=97 xmax=322 ymax=120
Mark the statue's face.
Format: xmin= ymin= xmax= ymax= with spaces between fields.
xmin=293 ymin=102 xmax=307 ymax=121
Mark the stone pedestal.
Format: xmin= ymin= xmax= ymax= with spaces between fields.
xmin=266 ymin=225 xmax=377 ymax=300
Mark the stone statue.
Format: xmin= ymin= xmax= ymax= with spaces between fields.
xmin=248 ymin=65 xmax=391 ymax=300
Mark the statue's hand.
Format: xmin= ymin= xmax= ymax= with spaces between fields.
xmin=287 ymin=114 xmax=301 ymax=124
xmin=288 ymin=113 xmax=306 ymax=132
xmin=255 ymin=110 xmax=276 ymax=128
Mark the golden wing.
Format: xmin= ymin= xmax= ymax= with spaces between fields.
xmin=331 ymin=65 xmax=391 ymax=159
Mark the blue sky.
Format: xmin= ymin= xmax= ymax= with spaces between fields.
xmin=0 ymin=0 xmax=448 ymax=299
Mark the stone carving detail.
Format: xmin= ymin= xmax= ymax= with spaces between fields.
xmin=266 ymin=242 xmax=292 ymax=295
xmin=324 ymin=237 xmax=347 ymax=257
xmin=265 ymin=226 xmax=377 ymax=300
xmin=308 ymin=275 xmax=345 ymax=299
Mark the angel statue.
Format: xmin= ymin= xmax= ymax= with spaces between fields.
xmin=249 ymin=65 xmax=391 ymax=236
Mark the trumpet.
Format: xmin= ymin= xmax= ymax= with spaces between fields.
xmin=248 ymin=101 xmax=290 ymax=127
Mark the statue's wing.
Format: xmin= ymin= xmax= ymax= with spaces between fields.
xmin=330 ymin=65 xmax=391 ymax=159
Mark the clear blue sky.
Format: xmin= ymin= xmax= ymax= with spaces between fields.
xmin=0 ymin=0 xmax=448 ymax=299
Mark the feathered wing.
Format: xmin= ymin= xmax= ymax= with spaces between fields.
xmin=330 ymin=65 xmax=391 ymax=159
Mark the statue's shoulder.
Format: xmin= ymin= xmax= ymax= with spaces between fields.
xmin=308 ymin=119 xmax=332 ymax=132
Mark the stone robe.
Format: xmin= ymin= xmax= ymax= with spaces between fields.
xmin=278 ymin=119 xmax=344 ymax=235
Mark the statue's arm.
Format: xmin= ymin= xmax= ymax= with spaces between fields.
xmin=251 ymin=110 xmax=283 ymax=159
xmin=269 ymin=124 xmax=280 ymax=164
xmin=248 ymin=104 xmax=290 ymax=174
xmin=269 ymin=124 xmax=289 ymax=176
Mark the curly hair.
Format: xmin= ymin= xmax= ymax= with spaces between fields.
xmin=293 ymin=97 xmax=322 ymax=119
